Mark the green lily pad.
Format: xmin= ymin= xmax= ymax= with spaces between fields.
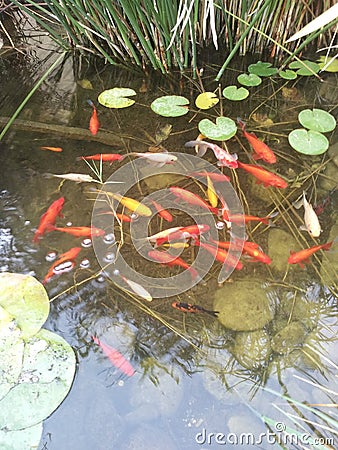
xmin=288 ymin=129 xmax=329 ymax=155
xmin=0 ymin=422 xmax=43 ymax=450
xmin=317 ymin=56 xmax=338 ymax=73
xmin=195 ymin=92 xmax=219 ymax=109
xmin=298 ymin=108 xmax=336 ymax=133
xmin=248 ymin=61 xmax=278 ymax=77
xmin=98 ymin=87 xmax=136 ymax=108
xmin=279 ymin=69 xmax=297 ymax=80
xmin=151 ymin=95 xmax=189 ymax=117
xmin=222 ymin=85 xmax=249 ymax=101
xmin=0 ymin=273 xmax=49 ymax=339
xmin=237 ymin=73 xmax=262 ymax=86
xmin=288 ymin=60 xmax=320 ymax=76
xmin=198 ymin=117 xmax=237 ymax=141
xmin=0 ymin=328 xmax=76 ymax=431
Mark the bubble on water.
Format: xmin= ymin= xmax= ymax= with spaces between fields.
xmin=216 ymin=221 xmax=225 ymax=230
xmin=103 ymin=252 xmax=116 ymax=263
xmin=24 ymin=220 xmax=30 ymax=226
xmin=103 ymin=233 xmax=115 ymax=244
xmin=80 ymin=258 xmax=90 ymax=269
xmin=46 ymin=251 xmax=57 ymax=262
xmin=82 ymin=238 xmax=92 ymax=248
xmin=53 ymin=261 xmax=75 ymax=274
xmin=130 ymin=213 xmax=139 ymax=221
xmin=66 ymin=222 xmax=73 ymax=227
xmin=96 ymin=273 xmax=106 ymax=283
xmin=113 ymin=269 xmax=120 ymax=276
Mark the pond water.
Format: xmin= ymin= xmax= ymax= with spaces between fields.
xmin=1 ymin=28 xmax=338 ymax=450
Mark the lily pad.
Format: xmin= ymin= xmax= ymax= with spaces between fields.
xmin=288 ymin=60 xmax=320 ymax=76
xmin=288 ymin=129 xmax=329 ymax=155
xmin=237 ymin=73 xmax=262 ymax=86
xmin=0 ymin=328 xmax=76 ymax=431
xmin=248 ymin=61 xmax=278 ymax=77
xmin=151 ymin=95 xmax=189 ymax=117
xmin=317 ymin=56 xmax=338 ymax=73
xmin=0 ymin=422 xmax=43 ymax=450
xmin=279 ymin=69 xmax=297 ymax=80
xmin=298 ymin=108 xmax=336 ymax=133
xmin=222 ymin=85 xmax=249 ymax=101
xmin=198 ymin=116 xmax=237 ymax=141
xmin=98 ymin=87 xmax=136 ymax=108
xmin=195 ymin=92 xmax=219 ymax=109
xmin=0 ymin=273 xmax=49 ymax=339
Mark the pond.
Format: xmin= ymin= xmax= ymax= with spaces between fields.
xmin=1 ymin=30 xmax=337 ymax=450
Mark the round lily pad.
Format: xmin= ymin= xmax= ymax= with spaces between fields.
xmin=195 ymin=92 xmax=219 ymax=109
xmin=0 ymin=422 xmax=43 ymax=450
xmin=288 ymin=128 xmax=329 ymax=155
xmin=279 ymin=69 xmax=297 ymax=80
xmin=222 ymin=85 xmax=249 ymax=101
xmin=151 ymin=95 xmax=189 ymax=117
xmin=298 ymin=108 xmax=336 ymax=133
xmin=288 ymin=60 xmax=320 ymax=76
xmin=98 ymin=87 xmax=136 ymax=108
xmin=317 ymin=56 xmax=338 ymax=73
xmin=248 ymin=61 xmax=278 ymax=77
xmin=198 ymin=116 xmax=237 ymax=141
xmin=237 ymin=73 xmax=262 ymax=86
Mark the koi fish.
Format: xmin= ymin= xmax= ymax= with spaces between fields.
xmin=296 ymin=191 xmax=322 ymax=237
xmin=51 ymin=226 xmax=106 ymax=238
xmin=169 ymin=186 xmax=219 ymax=214
xmin=40 ymin=146 xmax=63 ymax=152
xmin=221 ymin=210 xmax=273 ymax=226
xmin=185 ymin=140 xmax=238 ymax=168
xmin=43 ymin=172 xmax=96 ymax=183
xmin=189 ymin=171 xmax=231 ymax=183
xmin=149 ymin=199 xmax=173 ymax=222
xmin=209 ymin=238 xmax=270 ymax=264
xmin=237 ymin=161 xmax=288 ymax=188
xmin=237 ymin=118 xmax=276 ymax=164
xmin=129 ymin=152 xmax=177 ymax=167
xmin=194 ymin=240 xmax=243 ymax=270
xmin=148 ymin=249 xmax=201 ymax=280
xmin=119 ymin=274 xmax=152 ymax=301
xmin=78 ymin=153 xmax=124 ymax=163
xmin=42 ymin=246 xmax=82 ymax=284
xmin=33 ymin=197 xmax=65 ymax=243
xmin=148 ymin=224 xmax=210 ymax=247
xmin=108 ymin=192 xmax=152 ymax=217
xmin=87 ymin=99 xmax=100 ymax=135
xmin=92 ymin=336 xmax=135 ymax=377
xmin=206 ymin=174 xmax=218 ymax=208
xmin=288 ymin=241 xmax=333 ymax=268
xmin=171 ymin=301 xmax=219 ymax=317
xmin=99 ymin=211 xmax=133 ymax=222
xmin=43 ymin=261 xmax=75 ymax=285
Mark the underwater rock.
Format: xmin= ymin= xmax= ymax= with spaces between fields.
xmin=320 ymin=160 xmax=338 ymax=191
xmin=120 ymin=424 xmax=178 ymax=450
xmin=232 ymin=329 xmax=271 ymax=369
xmin=214 ymin=281 xmax=274 ymax=331
xmin=320 ymin=220 xmax=338 ymax=286
xmin=268 ymin=228 xmax=300 ymax=273
xmin=139 ymin=164 xmax=184 ymax=190
xmin=248 ymin=176 xmax=284 ymax=203
xmin=271 ymin=321 xmax=307 ymax=355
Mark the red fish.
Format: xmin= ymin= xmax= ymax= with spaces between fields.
xmin=237 ymin=161 xmax=288 ymax=188
xmin=209 ymin=238 xmax=271 ymax=264
xmin=42 ymin=246 xmax=82 ymax=284
xmin=189 ymin=171 xmax=231 ymax=183
xmin=171 ymin=301 xmax=219 ymax=317
xmin=237 ymin=118 xmax=276 ymax=164
xmin=194 ymin=240 xmax=243 ymax=270
xmin=78 ymin=153 xmax=124 ymax=163
xmin=287 ymin=241 xmax=333 ymax=268
xmin=52 ymin=226 xmax=106 ymax=238
xmin=169 ymin=186 xmax=218 ymax=214
xmin=221 ymin=210 xmax=272 ymax=225
xmin=40 ymin=146 xmax=63 ymax=152
xmin=97 ymin=211 xmax=132 ymax=222
xmin=87 ymin=99 xmax=100 ymax=135
xmin=148 ymin=249 xmax=201 ymax=280
xmin=149 ymin=199 xmax=173 ymax=222
xmin=92 ymin=336 xmax=135 ymax=377
xmin=33 ymin=197 xmax=65 ymax=243
xmin=149 ymin=224 xmax=210 ymax=247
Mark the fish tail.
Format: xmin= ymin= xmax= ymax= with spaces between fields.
xmin=237 ymin=117 xmax=246 ymax=130
xmin=87 ymin=99 xmax=95 ymax=108
xmin=205 ymin=309 xmax=219 ymax=317
xmin=322 ymin=241 xmax=334 ymax=251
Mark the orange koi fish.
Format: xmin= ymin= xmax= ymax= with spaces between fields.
xmin=42 ymin=246 xmax=82 ymax=284
xmin=148 ymin=249 xmax=201 ymax=280
xmin=221 ymin=210 xmax=272 ymax=225
xmin=92 ymin=336 xmax=135 ymax=377
xmin=288 ymin=241 xmax=333 ymax=268
xmin=149 ymin=199 xmax=173 ymax=222
xmin=40 ymin=146 xmax=63 ymax=152
xmin=171 ymin=301 xmax=219 ymax=317
xmin=189 ymin=171 xmax=231 ymax=183
xmin=78 ymin=153 xmax=124 ymax=163
xmin=52 ymin=226 xmax=106 ymax=238
xmin=209 ymin=238 xmax=270 ymax=263
xmin=87 ymin=99 xmax=100 ymax=135
xmin=185 ymin=140 xmax=238 ymax=168
xmin=237 ymin=161 xmax=288 ymax=188
xmin=33 ymin=197 xmax=65 ymax=243
xmin=169 ymin=186 xmax=219 ymax=214
xmin=149 ymin=224 xmax=210 ymax=247
xmin=237 ymin=118 xmax=276 ymax=164
xmin=194 ymin=240 xmax=243 ymax=270
xmin=97 ymin=211 xmax=132 ymax=222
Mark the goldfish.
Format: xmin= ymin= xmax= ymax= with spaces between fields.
xmin=169 ymin=186 xmax=218 ymax=214
xmin=185 ymin=140 xmax=238 ymax=168
xmin=40 ymin=146 xmax=63 ymax=152
xmin=119 ymin=274 xmax=152 ymax=301
xmin=221 ymin=210 xmax=273 ymax=226
xmin=149 ymin=199 xmax=173 ymax=222
xmin=43 ymin=172 xmax=97 ymax=183
xmin=129 ymin=152 xmax=177 ymax=167
xmin=288 ymin=241 xmax=333 ymax=268
xmin=295 ymin=191 xmax=322 ymax=237
xmin=51 ymin=226 xmax=106 ymax=238
xmin=92 ymin=336 xmax=135 ymax=377
xmin=206 ymin=174 xmax=218 ymax=208
xmin=33 ymin=197 xmax=65 ymax=243
xmin=171 ymin=301 xmax=219 ymax=317
xmin=148 ymin=249 xmax=201 ymax=280
xmin=98 ymin=211 xmax=133 ymax=223
xmin=237 ymin=118 xmax=276 ymax=164
xmin=87 ymin=99 xmax=100 ymax=135
xmin=42 ymin=247 xmax=82 ymax=284
xmin=108 ymin=192 xmax=152 ymax=217
xmin=194 ymin=240 xmax=243 ymax=270
xmin=78 ymin=153 xmax=124 ymax=163
xmin=148 ymin=224 xmax=210 ymax=247
xmin=237 ymin=161 xmax=288 ymax=188
xmin=209 ymin=238 xmax=270 ymax=263
xmin=189 ymin=171 xmax=231 ymax=183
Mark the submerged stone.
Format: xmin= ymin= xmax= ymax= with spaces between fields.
xmin=232 ymin=329 xmax=271 ymax=369
xmin=213 ymin=281 xmax=274 ymax=331
xmin=271 ymin=321 xmax=307 ymax=355
xmin=268 ymin=228 xmax=300 ymax=273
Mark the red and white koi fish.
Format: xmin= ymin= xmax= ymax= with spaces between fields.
xmin=287 ymin=241 xmax=333 ymax=268
xmin=92 ymin=336 xmax=135 ymax=377
xmin=148 ymin=249 xmax=201 ymax=280
xmin=149 ymin=199 xmax=173 ymax=222
xmin=87 ymin=99 xmax=100 ymax=135
xmin=169 ymin=186 xmax=219 ymax=214
xmin=129 ymin=152 xmax=177 ymax=167
xmin=51 ymin=226 xmax=106 ymax=238
xmin=185 ymin=140 xmax=238 ymax=168
xmin=78 ymin=153 xmax=124 ymax=163
xmin=148 ymin=224 xmax=210 ymax=247
xmin=42 ymin=246 xmax=82 ymax=284
xmin=237 ymin=161 xmax=288 ymax=188
xmin=194 ymin=240 xmax=243 ymax=270
xmin=189 ymin=171 xmax=231 ymax=182
xmin=209 ymin=238 xmax=271 ymax=264
xmin=237 ymin=118 xmax=276 ymax=164
xmin=171 ymin=301 xmax=219 ymax=317
xmin=33 ymin=197 xmax=65 ymax=243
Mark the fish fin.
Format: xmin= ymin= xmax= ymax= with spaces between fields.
xmin=322 ymin=241 xmax=334 ymax=251
xmin=299 ymin=225 xmax=307 ymax=231
xmin=237 ymin=118 xmax=246 ymax=129
xmin=42 ymin=173 xmax=54 ymax=179
xmin=252 ymin=154 xmax=262 ymax=160
xmin=87 ymin=99 xmax=95 ymax=108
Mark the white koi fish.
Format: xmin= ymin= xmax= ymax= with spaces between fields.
xmin=129 ymin=152 xmax=177 ymax=167
xmin=43 ymin=172 xmax=98 ymax=183
xmin=294 ymin=191 xmax=322 ymax=237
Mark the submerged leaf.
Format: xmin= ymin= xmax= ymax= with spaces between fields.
xmin=222 ymin=85 xmax=249 ymax=101
xmin=151 ymin=95 xmax=189 ymax=117
xmin=298 ymin=108 xmax=336 ymax=133
xmin=288 ymin=129 xmax=329 ymax=155
xmin=198 ymin=117 xmax=237 ymax=141
xmin=98 ymin=87 xmax=136 ymax=108
xmin=195 ymin=92 xmax=219 ymax=109
xmin=237 ymin=73 xmax=262 ymax=86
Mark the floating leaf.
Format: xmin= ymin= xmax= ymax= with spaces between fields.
xmin=198 ymin=117 xmax=237 ymax=141
xmin=98 ymin=87 xmax=136 ymax=108
xmin=195 ymin=92 xmax=219 ymax=109
xmin=222 ymin=85 xmax=249 ymax=101
xmin=288 ymin=60 xmax=320 ymax=76
xmin=298 ymin=108 xmax=336 ymax=133
xmin=279 ymin=69 xmax=297 ymax=80
xmin=0 ymin=422 xmax=43 ymax=450
xmin=248 ymin=61 xmax=278 ymax=77
xmin=151 ymin=95 xmax=189 ymax=117
xmin=77 ymin=79 xmax=93 ymax=89
xmin=288 ymin=129 xmax=329 ymax=155
xmin=317 ymin=56 xmax=338 ymax=73
xmin=237 ymin=73 xmax=262 ymax=86
xmin=0 ymin=273 xmax=49 ymax=339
